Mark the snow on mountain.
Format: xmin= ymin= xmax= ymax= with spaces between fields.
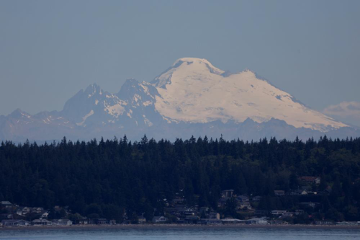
xmin=152 ymin=57 xmax=347 ymax=132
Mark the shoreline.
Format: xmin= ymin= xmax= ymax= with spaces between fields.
xmin=1 ymin=224 xmax=360 ymax=231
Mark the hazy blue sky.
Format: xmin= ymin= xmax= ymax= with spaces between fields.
xmin=1 ymin=0 xmax=359 ymax=122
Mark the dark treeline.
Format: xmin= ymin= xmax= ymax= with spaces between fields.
xmin=1 ymin=136 xmax=360 ymax=221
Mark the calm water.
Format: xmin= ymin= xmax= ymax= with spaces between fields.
xmin=0 ymin=227 xmax=360 ymax=240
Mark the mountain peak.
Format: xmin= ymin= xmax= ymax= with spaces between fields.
xmin=172 ymin=57 xmax=224 ymax=75
xmin=152 ymin=57 xmax=225 ymax=88
xmin=173 ymin=57 xmax=211 ymax=66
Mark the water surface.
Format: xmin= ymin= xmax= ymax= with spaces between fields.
xmin=1 ymin=226 xmax=359 ymax=240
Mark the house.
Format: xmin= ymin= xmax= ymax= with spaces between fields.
xmin=1 ymin=220 xmax=30 ymax=227
xmin=221 ymin=189 xmax=234 ymax=198
xmin=299 ymin=176 xmax=321 ymax=185
xmin=208 ymin=212 xmax=220 ymax=220
xmin=95 ymin=218 xmax=108 ymax=225
xmin=271 ymin=210 xmax=287 ymax=215
xmin=336 ymin=221 xmax=358 ymax=226
xmin=237 ymin=195 xmax=249 ymax=202
xmin=315 ymin=221 xmax=334 ymax=225
xmin=138 ymin=216 xmax=146 ymax=224
xmin=252 ymin=196 xmax=262 ymax=202
xmin=32 ymin=219 xmax=52 ymax=226
xmin=0 ymin=201 xmax=12 ymax=208
xmin=31 ymin=207 xmax=44 ymax=214
xmin=183 ymin=208 xmax=197 ymax=216
xmin=164 ymin=206 xmax=187 ymax=216
xmin=237 ymin=202 xmax=252 ymax=210
xmin=78 ymin=218 xmax=89 ymax=225
xmin=41 ymin=211 xmax=49 ymax=219
xmin=52 ymin=219 xmax=73 ymax=226
xmin=281 ymin=212 xmax=294 ymax=218
xmin=152 ymin=216 xmax=168 ymax=223
xmin=245 ymin=217 xmax=268 ymax=225
xmin=16 ymin=207 xmax=31 ymax=216
xmin=290 ymin=189 xmax=308 ymax=195
xmin=274 ymin=190 xmax=285 ymax=196
xmin=221 ymin=218 xmax=244 ymax=224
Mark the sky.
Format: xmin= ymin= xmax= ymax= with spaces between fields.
xmin=0 ymin=0 xmax=359 ymax=125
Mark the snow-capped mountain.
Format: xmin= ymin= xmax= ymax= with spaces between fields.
xmin=0 ymin=58 xmax=358 ymax=142
xmin=153 ymin=58 xmax=346 ymax=131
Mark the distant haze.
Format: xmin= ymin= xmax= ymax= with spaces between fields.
xmin=0 ymin=0 xmax=360 ymax=126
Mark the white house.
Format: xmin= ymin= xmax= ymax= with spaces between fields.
xmin=52 ymin=219 xmax=73 ymax=226
xmin=152 ymin=216 xmax=168 ymax=223
xmin=271 ymin=210 xmax=287 ymax=215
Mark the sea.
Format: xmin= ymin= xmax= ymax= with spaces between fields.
xmin=1 ymin=226 xmax=360 ymax=240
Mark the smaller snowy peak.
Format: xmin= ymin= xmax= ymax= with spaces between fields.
xmin=117 ymin=78 xmax=159 ymax=104
xmin=8 ymin=109 xmax=32 ymax=119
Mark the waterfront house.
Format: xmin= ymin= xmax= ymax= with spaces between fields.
xmin=1 ymin=220 xmax=30 ymax=227
xmin=95 ymin=218 xmax=108 ymax=225
xmin=52 ymin=219 xmax=73 ymax=226
xmin=138 ymin=216 xmax=146 ymax=224
xmin=208 ymin=212 xmax=220 ymax=220
xmin=152 ymin=216 xmax=168 ymax=223
xmin=32 ymin=219 xmax=52 ymax=226
xmin=221 ymin=218 xmax=244 ymax=224
xmin=245 ymin=217 xmax=268 ymax=225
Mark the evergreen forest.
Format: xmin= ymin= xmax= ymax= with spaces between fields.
xmin=1 ymin=136 xmax=360 ymax=222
